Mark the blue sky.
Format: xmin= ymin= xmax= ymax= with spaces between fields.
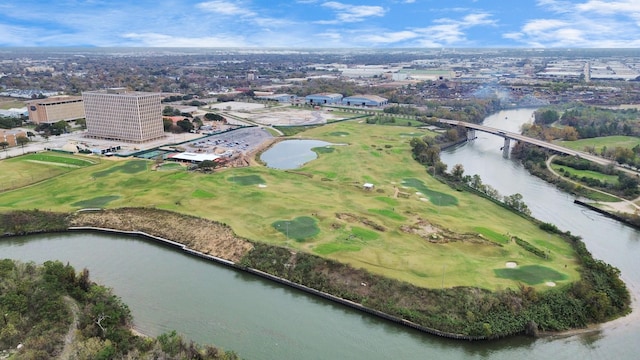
xmin=1 ymin=0 xmax=639 ymax=48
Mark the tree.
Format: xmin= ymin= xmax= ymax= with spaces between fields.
xmin=53 ymin=120 xmax=69 ymax=134
xmin=163 ymin=118 xmax=173 ymax=132
xmin=0 ymin=141 xmax=8 ymax=153
xmin=75 ymin=118 xmax=87 ymax=129
xmin=451 ymin=163 xmax=465 ymax=181
xmin=176 ymin=119 xmax=194 ymax=133
xmin=16 ymin=136 xmax=29 ymax=153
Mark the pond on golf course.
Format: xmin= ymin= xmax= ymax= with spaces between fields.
xmin=260 ymin=139 xmax=334 ymax=169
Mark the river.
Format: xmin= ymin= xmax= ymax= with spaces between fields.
xmin=1 ymin=108 xmax=639 ymax=359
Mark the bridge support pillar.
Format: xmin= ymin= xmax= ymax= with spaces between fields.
xmin=502 ymin=138 xmax=511 ymax=158
xmin=466 ymin=129 xmax=476 ymax=141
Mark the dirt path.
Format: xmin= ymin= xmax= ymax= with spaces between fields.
xmin=58 ymin=296 xmax=79 ymax=360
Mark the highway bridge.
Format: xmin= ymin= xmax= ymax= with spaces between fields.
xmin=437 ymin=119 xmax=617 ymax=168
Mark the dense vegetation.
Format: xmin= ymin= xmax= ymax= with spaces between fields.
xmin=0 ymin=259 xmax=239 ymax=360
xmin=0 ymin=210 xmax=68 ymax=235
xmin=528 ymin=105 xmax=640 ymax=168
xmin=383 ymin=98 xmax=502 ymax=124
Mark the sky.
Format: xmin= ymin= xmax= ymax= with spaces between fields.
xmin=1 ymin=0 xmax=639 ymax=48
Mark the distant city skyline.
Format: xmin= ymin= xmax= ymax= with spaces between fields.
xmin=1 ymin=0 xmax=639 ymax=48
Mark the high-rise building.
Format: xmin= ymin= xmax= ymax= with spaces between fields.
xmin=27 ymin=96 xmax=85 ymax=124
xmin=82 ymin=88 xmax=164 ymax=143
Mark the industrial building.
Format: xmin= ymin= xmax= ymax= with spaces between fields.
xmin=342 ymin=95 xmax=388 ymax=107
xmin=82 ymin=88 xmax=164 ymax=143
xmin=305 ymin=93 xmax=343 ymax=105
xmin=27 ymin=96 xmax=85 ymax=124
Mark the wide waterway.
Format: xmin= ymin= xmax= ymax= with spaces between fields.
xmin=2 ymin=108 xmax=640 ymax=359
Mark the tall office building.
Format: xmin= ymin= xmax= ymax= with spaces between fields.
xmin=82 ymin=88 xmax=164 ymax=142
xmin=27 ymin=96 xmax=85 ymax=124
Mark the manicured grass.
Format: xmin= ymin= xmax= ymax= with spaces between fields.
xmin=328 ymin=131 xmax=349 ymax=136
xmin=228 ymin=175 xmax=265 ymax=185
xmin=402 ymin=178 xmax=458 ymax=206
xmin=474 ymin=227 xmax=510 ymax=245
xmin=494 ymin=265 xmax=568 ymax=285
xmin=22 ymin=153 xmax=94 ymax=167
xmin=192 ymin=189 xmax=215 ymax=198
xmin=157 ymin=163 xmax=183 ymax=171
xmin=313 ymin=242 xmax=361 ymax=255
xmin=0 ymin=152 xmax=96 ymax=191
xmin=368 ymin=208 xmax=406 ymax=221
xmin=312 ymin=146 xmax=335 ymax=154
xmin=557 ymin=136 xmax=640 ymax=152
xmin=273 ymin=216 xmax=319 ymax=242
xmin=0 ymin=120 xmax=581 ymax=290
xmin=93 ymin=160 xmax=147 ymax=177
xmin=375 ymin=196 xmax=399 ymax=206
xmin=72 ymin=195 xmax=121 ymax=208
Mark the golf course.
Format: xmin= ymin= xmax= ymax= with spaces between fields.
xmin=0 ymin=120 xmax=579 ymax=290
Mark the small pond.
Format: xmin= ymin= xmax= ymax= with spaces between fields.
xmin=260 ymin=139 xmax=334 ymax=169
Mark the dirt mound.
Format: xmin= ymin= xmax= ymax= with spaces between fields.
xmin=70 ymin=208 xmax=253 ymax=262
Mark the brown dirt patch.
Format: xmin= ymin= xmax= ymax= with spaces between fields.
xmin=335 ymin=212 xmax=386 ymax=232
xmin=69 ymin=208 xmax=253 ymax=262
xmin=400 ymin=218 xmax=496 ymax=245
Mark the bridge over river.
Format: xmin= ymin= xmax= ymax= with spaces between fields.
xmin=438 ymin=118 xmax=618 ymax=168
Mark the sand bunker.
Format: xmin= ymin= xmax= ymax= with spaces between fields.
xmin=546 ymin=282 xmax=557 ymax=287
xmin=505 ymin=261 xmax=517 ymax=268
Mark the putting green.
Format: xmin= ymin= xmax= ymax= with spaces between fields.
xmin=273 ymin=216 xmax=319 ymax=242
xmin=228 ymin=175 xmax=265 ymax=186
xmin=402 ymin=178 xmax=458 ymax=206
xmin=494 ymin=265 xmax=568 ymax=285
xmin=93 ymin=160 xmax=147 ymax=177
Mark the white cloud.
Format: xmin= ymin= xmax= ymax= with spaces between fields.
xmin=359 ymin=30 xmax=417 ymax=44
xmin=576 ymin=0 xmax=639 ymax=14
xmin=509 ymin=1 xmax=640 ymax=48
xmin=196 ymin=1 xmax=256 ymax=17
xmin=318 ymin=2 xmax=386 ymax=24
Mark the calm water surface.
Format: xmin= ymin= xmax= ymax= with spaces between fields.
xmin=260 ymin=139 xmax=333 ymax=169
xmin=1 ymin=108 xmax=639 ymax=359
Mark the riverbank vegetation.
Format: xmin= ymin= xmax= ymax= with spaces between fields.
xmin=0 ymin=259 xmax=238 ymax=359
xmin=0 ymin=118 xmax=630 ymax=339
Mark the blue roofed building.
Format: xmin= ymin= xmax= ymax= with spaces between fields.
xmin=256 ymin=93 xmax=298 ymax=103
xmin=305 ymin=93 xmax=343 ymax=105
xmin=342 ymin=95 xmax=388 ymax=107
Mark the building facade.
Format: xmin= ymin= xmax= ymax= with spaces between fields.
xmin=82 ymin=88 xmax=164 ymax=143
xmin=0 ymin=129 xmax=27 ymax=147
xmin=342 ymin=95 xmax=388 ymax=107
xmin=305 ymin=93 xmax=343 ymax=105
xmin=27 ymin=96 xmax=85 ymax=124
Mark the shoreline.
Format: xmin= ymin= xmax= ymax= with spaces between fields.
xmin=2 ymin=207 xmax=632 ymax=341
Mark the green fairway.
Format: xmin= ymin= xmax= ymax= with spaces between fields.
xmin=494 ymin=265 xmax=568 ymax=285
xmin=0 ymin=121 xmax=581 ymax=290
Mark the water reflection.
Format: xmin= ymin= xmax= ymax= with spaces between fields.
xmin=260 ymin=139 xmax=334 ymax=169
